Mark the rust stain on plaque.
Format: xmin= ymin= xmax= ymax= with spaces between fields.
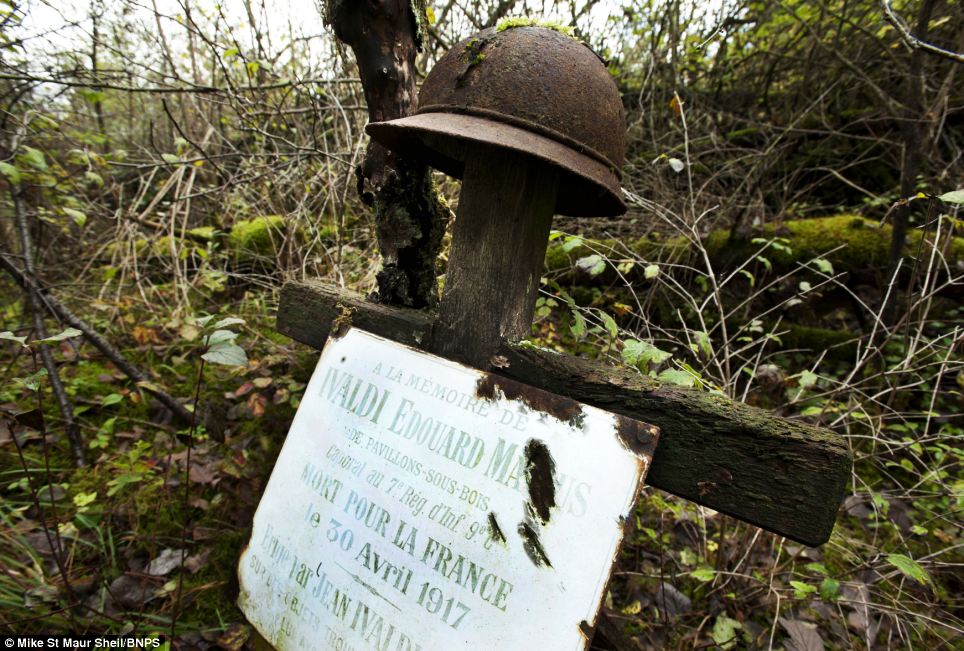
xmin=487 ymin=512 xmax=507 ymax=546
xmin=518 ymin=520 xmax=552 ymax=568
xmin=523 ymin=439 xmax=556 ymax=525
xmin=614 ymin=414 xmax=660 ymax=461
xmin=578 ymin=620 xmax=593 ymax=642
xmin=475 ymin=373 xmax=585 ymax=426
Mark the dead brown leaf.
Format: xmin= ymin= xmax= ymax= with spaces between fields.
xmin=247 ymin=393 xmax=267 ymax=417
xmin=132 ymin=326 xmax=162 ymax=345
xmin=184 ymin=548 xmax=212 ymax=574
xmin=780 ymin=617 xmax=824 ymax=651
xmin=215 ymin=623 xmax=251 ymax=651
xmin=233 ymin=381 xmax=255 ymax=398
xmin=188 ymin=462 xmax=217 ymax=485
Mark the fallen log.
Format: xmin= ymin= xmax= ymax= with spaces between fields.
xmin=547 ymin=215 xmax=964 ymax=282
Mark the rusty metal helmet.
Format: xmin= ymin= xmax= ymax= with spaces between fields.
xmin=366 ymin=25 xmax=626 ymax=217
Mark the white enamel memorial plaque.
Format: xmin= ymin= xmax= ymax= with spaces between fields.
xmin=238 ymin=328 xmax=659 ymax=650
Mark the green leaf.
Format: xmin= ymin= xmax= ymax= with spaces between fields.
xmin=575 ymin=254 xmax=606 ymax=276
xmin=805 ymin=562 xmax=828 ymax=576
xmin=20 ymin=146 xmax=47 ymax=170
xmin=73 ymin=491 xmax=98 ymax=508
xmin=600 ymin=312 xmax=618 ymax=339
xmin=213 ymin=317 xmax=245 ymax=329
xmin=16 ymin=368 xmax=48 ymax=391
xmin=161 ymin=153 xmax=180 ymax=164
xmin=819 ymin=577 xmax=840 ymax=601
xmin=0 ymin=331 xmax=27 ymax=346
xmin=84 ymin=171 xmax=104 ymax=187
xmin=0 ymin=161 xmax=21 ymax=184
xmin=203 ymin=342 xmax=248 ymax=367
xmin=561 ymin=236 xmax=583 ymax=253
xmin=812 ymin=258 xmax=834 ymax=275
xmin=62 ymin=207 xmax=87 ymax=226
xmin=204 ymin=329 xmax=238 ymax=346
xmin=224 ymin=47 xmax=240 ymax=58
xmin=693 ymin=330 xmax=712 ymax=359
xmin=644 ymin=263 xmax=659 ymax=279
xmin=691 ymin=566 xmax=715 ymax=582
xmin=937 ymin=189 xmax=964 ymax=205
xmin=679 ymin=548 xmax=697 ymax=566
xmin=622 ymin=339 xmax=672 ymax=369
xmin=101 ymin=393 xmax=124 ymax=406
xmin=790 ymin=580 xmax=817 ymax=599
xmin=658 ymin=368 xmax=696 ymax=387
xmin=711 ymin=615 xmax=742 ymax=650
xmin=570 ymin=310 xmax=586 ymax=339
xmin=107 ymin=471 xmax=143 ymax=497
xmin=798 ymin=370 xmax=818 ymax=390
xmin=33 ymin=327 xmax=83 ymax=344
xmin=886 ymin=553 xmax=930 ymax=585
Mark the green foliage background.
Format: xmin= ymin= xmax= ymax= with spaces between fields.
xmin=0 ymin=0 xmax=961 ymax=648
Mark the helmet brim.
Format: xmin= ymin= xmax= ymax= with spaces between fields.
xmin=367 ymin=112 xmax=626 ymax=217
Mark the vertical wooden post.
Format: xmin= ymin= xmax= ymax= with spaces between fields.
xmin=429 ymin=146 xmax=559 ymax=367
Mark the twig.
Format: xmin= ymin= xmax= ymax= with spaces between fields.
xmin=0 ymin=71 xmax=361 ymax=93
xmin=880 ymin=1 xmax=964 ymax=64
xmin=11 ymin=191 xmax=86 ymax=468
xmin=170 ymin=356 xmax=205 ymax=641
xmin=10 ymin=390 xmax=80 ymax=629
xmin=0 ymin=253 xmax=195 ymax=425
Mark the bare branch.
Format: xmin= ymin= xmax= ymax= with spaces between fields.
xmin=880 ymin=0 xmax=964 ymax=64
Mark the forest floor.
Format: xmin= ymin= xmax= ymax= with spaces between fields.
xmin=1 ymin=242 xmax=960 ymax=650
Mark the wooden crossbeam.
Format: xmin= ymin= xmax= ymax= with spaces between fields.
xmin=277 ymin=280 xmax=851 ymax=546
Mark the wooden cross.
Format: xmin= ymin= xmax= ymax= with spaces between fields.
xmin=276 ymin=142 xmax=850 ymax=550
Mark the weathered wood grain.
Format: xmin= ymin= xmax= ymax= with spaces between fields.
xmin=432 ymin=147 xmax=559 ymax=366
xmin=277 ymin=281 xmax=851 ymax=546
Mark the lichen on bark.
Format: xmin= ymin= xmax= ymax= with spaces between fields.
xmin=321 ymin=0 xmax=447 ymax=308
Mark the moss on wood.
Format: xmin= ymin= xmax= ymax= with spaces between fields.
xmin=546 ymin=215 xmax=964 ymax=276
xmin=227 ymin=215 xmax=291 ymax=261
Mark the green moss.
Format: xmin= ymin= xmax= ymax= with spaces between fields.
xmin=496 ymin=17 xmax=577 ymax=38
xmin=130 ymin=481 xmax=186 ymax=539
xmin=545 ymin=215 xmax=964 ymax=275
xmin=748 ymin=215 xmax=963 ymax=270
xmin=457 ymin=36 xmax=492 ymax=86
xmin=318 ymin=224 xmax=337 ymax=240
xmin=227 ymin=215 xmax=289 ymax=261
xmin=188 ymin=226 xmax=217 ymax=241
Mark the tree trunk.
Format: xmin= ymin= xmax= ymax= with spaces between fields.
xmin=885 ymin=0 xmax=937 ymax=323
xmin=323 ymin=0 xmax=448 ymax=309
